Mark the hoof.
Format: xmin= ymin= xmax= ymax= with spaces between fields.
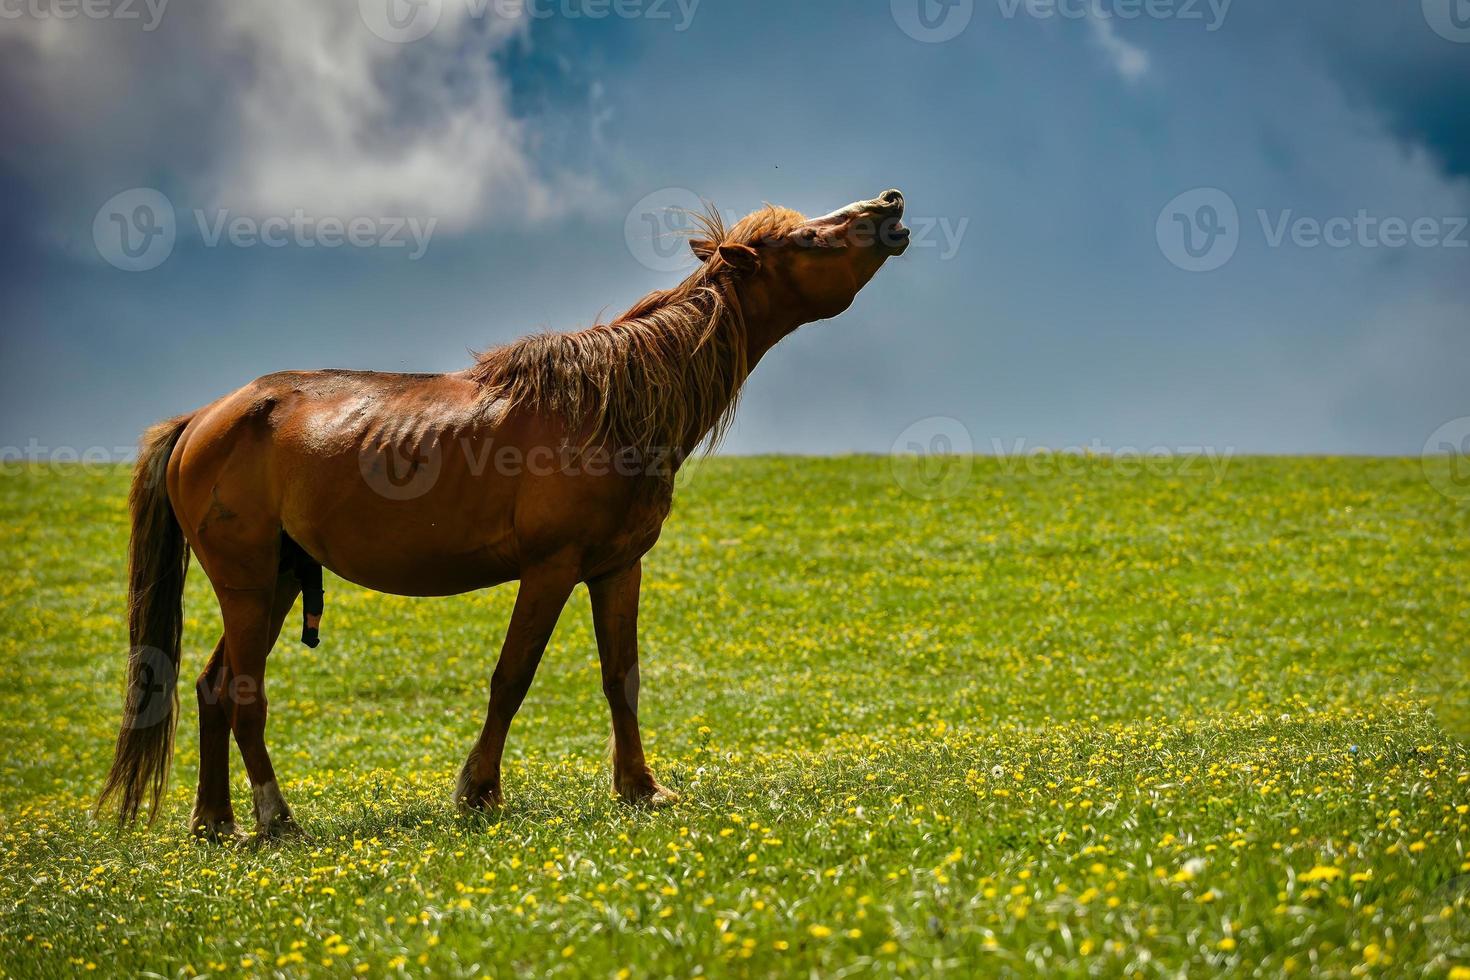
xmin=456 ymin=782 xmax=504 ymax=812
xmin=191 ymin=817 xmax=251 ymax=845
xmin=253 ymin=815 xmax=307 ymax=844
xmin=455 ymin=747 xmax=503 ymax=811
xmin=250 ymin=780 xmax=304 ymax=842
xmin=616 ymin=774 xmax=680 ymax=808
xmin=642 ymin=785 xmax=680 ymax=808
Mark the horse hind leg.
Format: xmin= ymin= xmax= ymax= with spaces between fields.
xmin=203 ymin=559 xmax=305 ymax=841
xmin=190 ymin=638 xmax=244 ymax=842
xmin=190 ymin=572 xmax=300 ymax=842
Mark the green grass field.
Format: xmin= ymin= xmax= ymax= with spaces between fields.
xmin=2 ymin=456 xmax=1468 ymax=977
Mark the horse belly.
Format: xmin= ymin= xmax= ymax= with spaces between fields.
xmin=291 ymin=503 xmax=519 ymax=596
xmin=280 ymin=457 xmax=521 ymax=597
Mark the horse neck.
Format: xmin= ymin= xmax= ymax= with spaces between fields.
xmin=613 ymin=278 xmax=804 ymax=460
xmin=732 ymin=284 xmax=808 ymax=374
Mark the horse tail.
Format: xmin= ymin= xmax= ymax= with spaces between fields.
xmin=97 ymin=414 xmax=193 ymax=825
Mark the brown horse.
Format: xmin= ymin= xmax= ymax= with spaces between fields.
xmin=97 ymin=189 xmax=910 ymax=839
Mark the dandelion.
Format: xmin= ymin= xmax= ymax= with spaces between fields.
xmin=1299 ymin=866 xmax=1343 ymax=883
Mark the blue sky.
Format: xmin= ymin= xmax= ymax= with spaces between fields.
xmin=1 ymin=0 xmax=1467 ymax=457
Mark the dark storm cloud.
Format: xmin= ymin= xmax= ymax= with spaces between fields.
xmin=1266 ymin=1 xmax=1470 ymax=181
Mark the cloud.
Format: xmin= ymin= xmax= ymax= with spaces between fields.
xmin=1086 ymin=16 xmax=1149 ymax=83
xmin=1250 ymin=2 xmax=1470 ymax=182
xmin=0 ymin=0 xmax=595 ymax=240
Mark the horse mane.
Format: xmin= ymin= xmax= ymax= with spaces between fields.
xmin=468 ymin=204 xmax=805 ymax=460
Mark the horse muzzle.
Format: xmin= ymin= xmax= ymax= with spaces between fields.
xmin=811 ymin=189 xmax=910 ymax=254
xmin=867 ymin=189 xmax=910 ymax=255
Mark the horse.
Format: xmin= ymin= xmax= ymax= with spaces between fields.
xmin=97 ymin=189 xmax=911 ymax=839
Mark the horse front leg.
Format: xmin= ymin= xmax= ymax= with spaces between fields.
xmin=589 ymin=561 xmax=677 ymax=807
xmin=456 ymin=561 xmax=578 ymax=809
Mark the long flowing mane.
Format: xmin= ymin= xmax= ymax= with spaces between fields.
xmin=468 ymin=204 xmax=804 ymax=461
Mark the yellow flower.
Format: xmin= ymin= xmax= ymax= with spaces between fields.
xmin=1299 ymin=865 xmax=1342 ymax=883
xmin=1217 ymin=937 xmax=1237 ymax=952
xmin=808 ymin=925 xmax=833 ymax=939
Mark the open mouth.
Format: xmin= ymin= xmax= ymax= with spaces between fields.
xmin=877 ymin=215 xmax=911 ymax=254
xmin=869 ymin=190 xmax=909 ymax=253
xmin=811 ymin=191 xmax=910 ymax=254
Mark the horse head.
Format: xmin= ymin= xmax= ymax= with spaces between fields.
xmin=689 ymin=189 xmax=909 ymax=331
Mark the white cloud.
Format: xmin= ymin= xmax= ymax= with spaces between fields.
xmin=1087 ymin=17 xmax=1149 ymax=83
xmin=0 ymin=0 xmax=594 ymax=237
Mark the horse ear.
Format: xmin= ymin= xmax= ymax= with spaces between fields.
xmin=690 ymin=238 xmax=717 ymax=261
xmin=717 ymin=243 xmax=760 ymax=273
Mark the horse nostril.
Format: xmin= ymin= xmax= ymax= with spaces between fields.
xmin=879 ymin=189 xmax=904 ymax=211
